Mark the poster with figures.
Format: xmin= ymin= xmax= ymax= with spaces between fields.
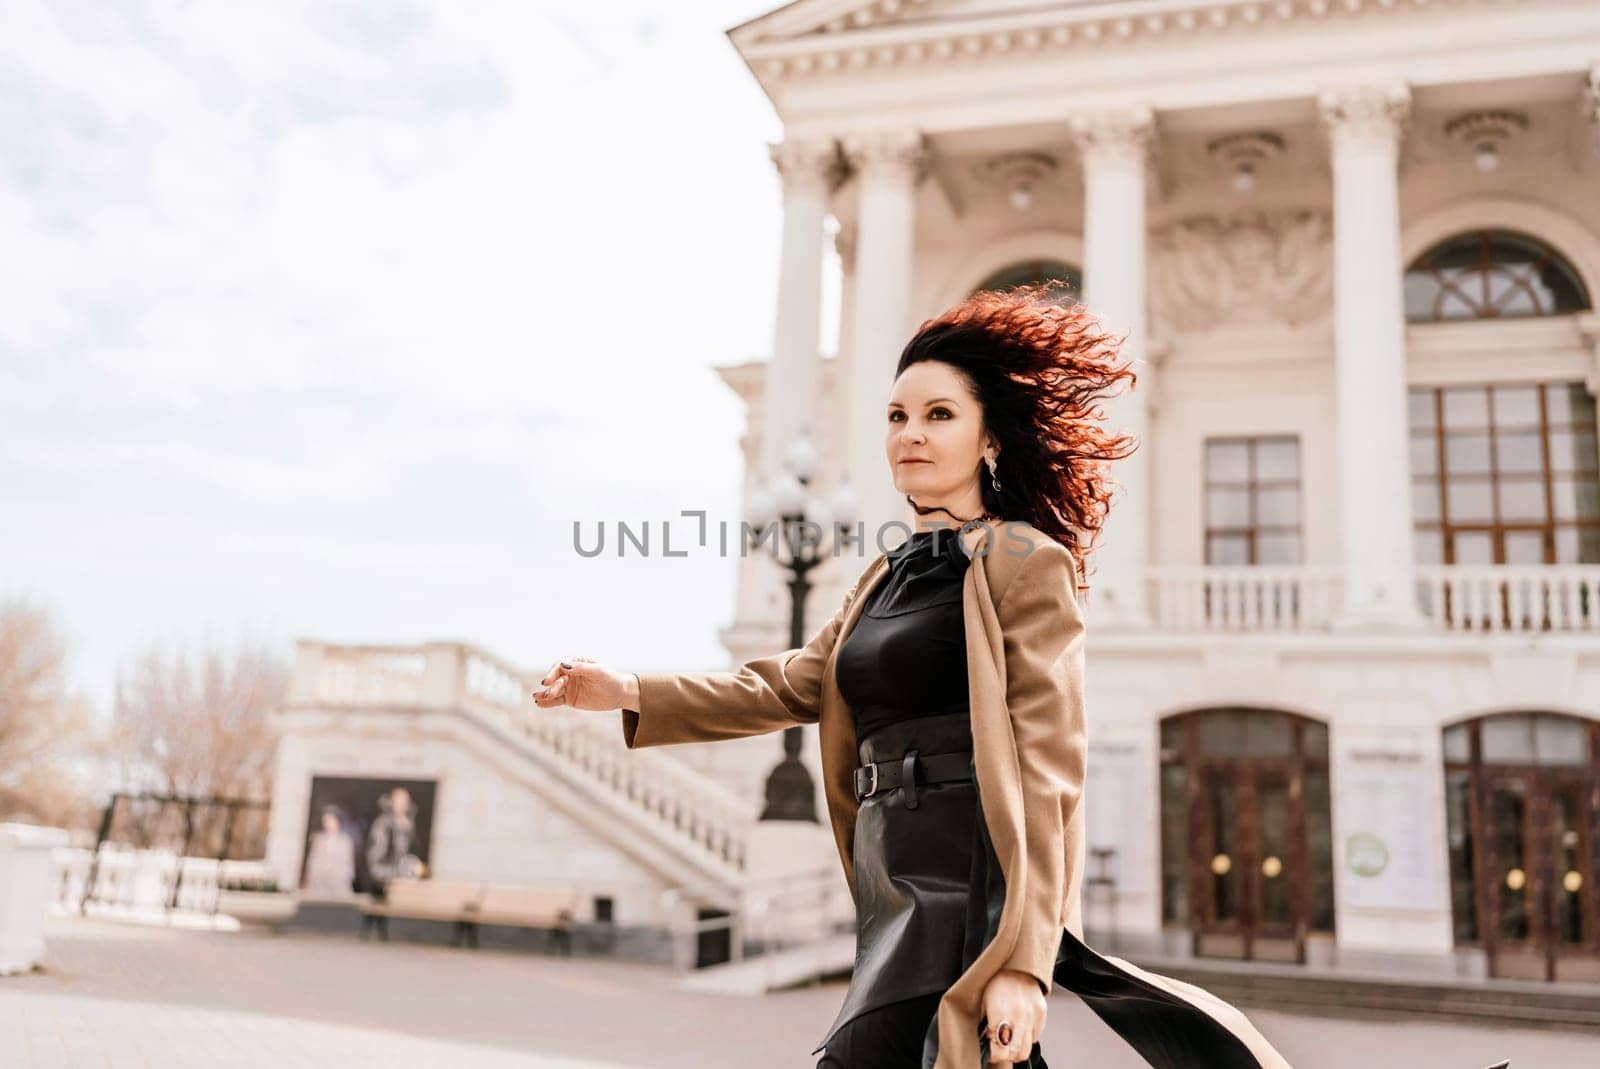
xmin=299 ymin=776 xmax=438 ymax=898
xmin=1336 ymin=755 xmax=1445 ymax=911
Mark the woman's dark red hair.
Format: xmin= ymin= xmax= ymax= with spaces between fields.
xmin=895 ymin=279 xmax=1139 ymax=592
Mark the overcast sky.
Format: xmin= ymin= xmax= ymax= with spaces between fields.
xmin=2 ymin=0 xmax=839 ymax=715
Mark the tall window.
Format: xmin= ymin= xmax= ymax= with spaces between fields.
xmin=972 ymin=259 xmax=1082 ymax=303
xmin=1203 ymin=437 xmax=1301 ymax=565
xmin=1404 ymin=230 xmax=1590 ymax=321
xmin=1409 ymin=383 xmax=1600 ymax=564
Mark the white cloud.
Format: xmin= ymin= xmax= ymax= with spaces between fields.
xmin=1 ymin=0 xmax=792 ymax=712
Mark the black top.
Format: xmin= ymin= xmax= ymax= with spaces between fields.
xmin=834 ymin=527 xmax=972 ymax=746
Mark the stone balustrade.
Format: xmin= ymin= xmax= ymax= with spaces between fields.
xmin=1139 ymin=564 xmax=1600 ymax=634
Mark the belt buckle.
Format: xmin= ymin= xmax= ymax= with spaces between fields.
xmin=861 ymin=763 xmax=879 ymax=800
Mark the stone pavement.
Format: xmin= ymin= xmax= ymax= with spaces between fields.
xmin=1 ymin=916 xmax=1596 ymax=1068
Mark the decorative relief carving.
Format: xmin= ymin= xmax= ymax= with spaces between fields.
xmin=1149 ymin=209 xmax=1333 ymax=333
xmin=968 ymin=150 xmax=1063 ymax=211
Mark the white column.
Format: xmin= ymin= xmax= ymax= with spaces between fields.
xmin=840 ymin=131 xmax=928 ymax=549
xmin=760 ymin=138 xmax=837 ymax=479
xmin=1318 ymin=84 xmax=1429 ymax=630
xmin=1069 ymin=108 xmax=1154 ymax=626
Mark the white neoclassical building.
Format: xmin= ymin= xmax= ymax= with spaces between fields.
xmin=269 ymin=0 xmax=1600 ymax=986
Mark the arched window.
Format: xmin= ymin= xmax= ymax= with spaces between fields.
xmin=972 ymin=259 xmax=1082 ymax=303
xmin=1158 ymin=708 xmax=1334 ymax=963
xmin=1404 ymin=230 xmax=1591 ymax=322
xmin=1441 ymin=712 xmax=1600 ymax=981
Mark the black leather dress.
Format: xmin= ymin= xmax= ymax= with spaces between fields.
xmin=812 ymin=526 xmax=1046 ymax=1067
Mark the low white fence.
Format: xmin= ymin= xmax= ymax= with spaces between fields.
xmin=52 ymin=846 xmax=275 ymax=917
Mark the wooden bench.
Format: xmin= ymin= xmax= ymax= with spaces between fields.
xmin=359 ymin=878 xmax=484 ymax=945
xmin=466 ymin=884 xmax=580 ymax=953
xmin=358 ymin=879 xmax=581 ymax=952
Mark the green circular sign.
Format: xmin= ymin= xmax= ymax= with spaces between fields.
xmin=1345 ymin=831 xmax=1389 ymax=877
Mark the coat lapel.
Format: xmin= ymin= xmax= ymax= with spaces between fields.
xmin=816 ymin=551 xmax=889 ymax=898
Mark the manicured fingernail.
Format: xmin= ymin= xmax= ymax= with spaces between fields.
xmin=560 ymin=661 xmax=573 ymax=669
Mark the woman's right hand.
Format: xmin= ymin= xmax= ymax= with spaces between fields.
xmin=533 ymin=656 xmax=635 ymax=712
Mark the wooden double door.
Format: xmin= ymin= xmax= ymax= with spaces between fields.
xmin=1187 ymin=757 xmax=1308 ymax=963
xmin=1477 ymin=768 xmax=1600 ymax=981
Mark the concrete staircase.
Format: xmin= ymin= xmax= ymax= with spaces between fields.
xmin=284 ymin=641 xmax=762 ymax=901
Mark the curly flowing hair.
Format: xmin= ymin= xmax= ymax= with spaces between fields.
xmin=895 ymin=280 xmax=1139 ymax=592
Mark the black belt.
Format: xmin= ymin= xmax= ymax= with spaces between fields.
xmin=853 ymin=749 xmax=974 ymax=809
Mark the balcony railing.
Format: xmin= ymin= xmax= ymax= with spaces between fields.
xmin=1143 ymin=564 xmax=1600 ymax=635
xmin=1415 ymin=564 xmax=1600 ymax=634
xmin=1147 ymin=566 xmax=1343 ymax=633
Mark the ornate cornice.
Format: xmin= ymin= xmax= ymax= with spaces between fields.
xmin=742 ymin=0 xmax=1515 ymax=82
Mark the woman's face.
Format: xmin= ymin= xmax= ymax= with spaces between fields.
xmin=885 ymin=360 xmax=993 ymax=506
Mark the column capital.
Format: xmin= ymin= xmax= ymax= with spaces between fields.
xmin=768 ymin=137 xmax=842 ymax=197
xmin=1066 ymin=106 xmax=1155 ymax=170
xmin=840 ymin=129 xmax=930 ymax=187
xmin=1317 ymin=82 xmax=1411 ymax=151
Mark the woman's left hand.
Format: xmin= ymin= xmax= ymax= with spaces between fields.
xmin=981 ymin=968 xmax=1046 ymax=1064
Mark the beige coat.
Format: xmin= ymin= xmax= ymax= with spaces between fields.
xmin=622 ymin=519 xmax=1290 ymax=1069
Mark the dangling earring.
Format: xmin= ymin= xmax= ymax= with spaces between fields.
xmin=985 ymin=454 xmax=1001 ymax=494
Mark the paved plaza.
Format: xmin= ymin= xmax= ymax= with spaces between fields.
xmin=1 ymin=916 xmax=1596 ymax=1068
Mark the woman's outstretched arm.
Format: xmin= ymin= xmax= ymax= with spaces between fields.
xmin=617 ymin=572 xmax=866 ymax=749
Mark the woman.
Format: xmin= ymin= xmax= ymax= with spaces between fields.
xmin=302 ymin=806 xmax=357 ymax=898
xmin=533 ymin=282 xmax=1292 ymax=1069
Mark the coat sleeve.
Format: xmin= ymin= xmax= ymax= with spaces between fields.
xmin=619 ymin=573 xmax=866 ymax=749
xmin=994 ymin=540 xmax=1087 ymax=996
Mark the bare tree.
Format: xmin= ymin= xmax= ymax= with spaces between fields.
xmin=0 ymin=599 xmax=94 ymax=827
xmin=112 ymin=633 xmax=287 ymax=857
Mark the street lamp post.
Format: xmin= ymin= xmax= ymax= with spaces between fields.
xmin=745 ymin=432 xmax=858 ymax=823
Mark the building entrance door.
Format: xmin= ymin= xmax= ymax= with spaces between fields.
xmin=1479 ymin=768 xmax=1600 ymax=981
xmin=1161 ymin=709 xmax=1334 ymax=963
xmin=1444 ymin=713 xmax=1600 ymax=982
xmin=1190 ymin=758 xmax=1304 ymax=963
